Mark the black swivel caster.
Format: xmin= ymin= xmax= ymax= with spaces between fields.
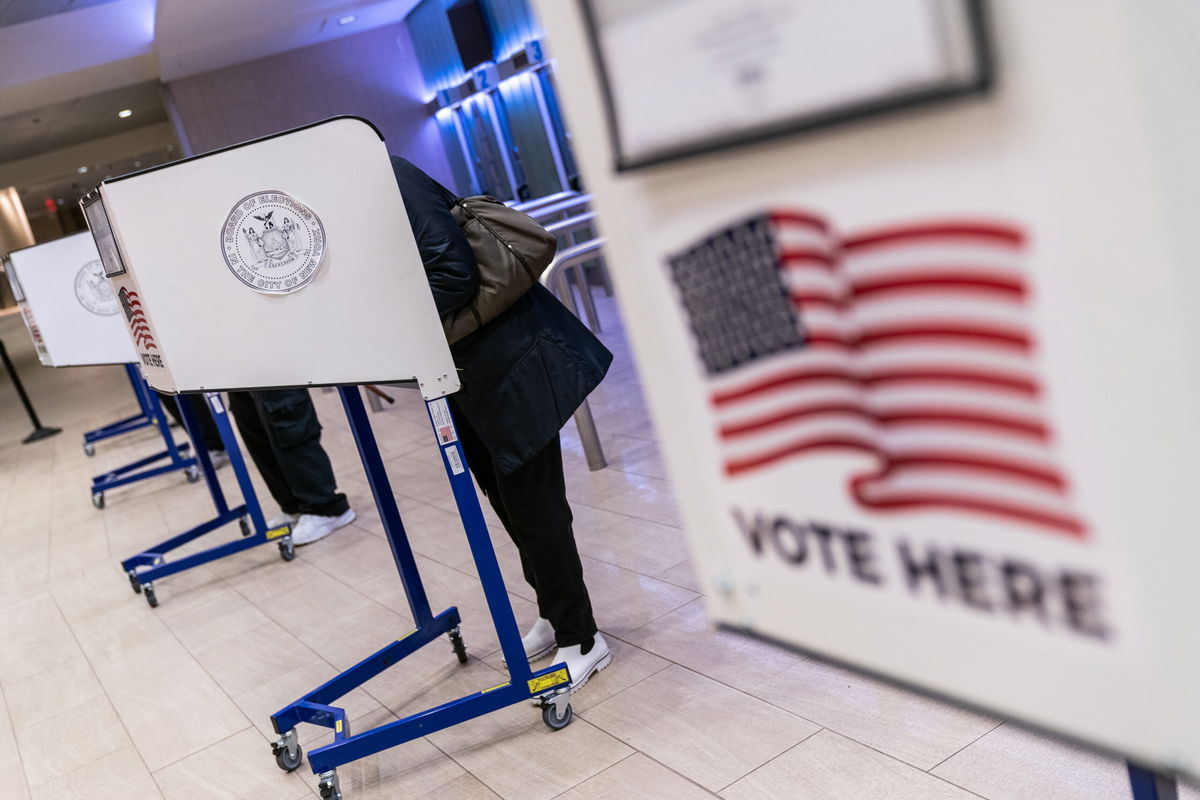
xmin=542 ymin=698 xmax=573 ymax=731
xmin=184 ymin=465 xmax=201 ymax=483
xmin=278 ymin=536 xmax=295 ymax=562
xmin=272 ymin=730 xmax=304 ymax=772
xmin=318 ymin=770 xmax=342 ymax=800
xmin=127 ymin=570 xmax=143 ymax=595
xmin=83 ymin=441 xmax=96 ymax=457
xmin=448 ymin=627 xmax=468 ymax=664
xmin=92 ymin=492 xmax=105 ymax=510
xmin=143 ymin=583 xmax=158 ymax=608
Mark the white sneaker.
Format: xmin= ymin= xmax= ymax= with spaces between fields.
xmin=267 ymin=512 xmax=300 ymax=529
xmin=551 ymin=633 xmax=612 ymax=694
xmin=505 ymin=618 xmax=555 ymax=667
xmin=290 ymin=509 xmax=356 ymax=546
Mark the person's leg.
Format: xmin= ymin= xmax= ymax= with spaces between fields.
xmin=452 ymin=401 xmax=540 ymax=593
xmin=253 ymin=389 xmax=349 ymax=517
xmin=158 ymin=392 xmax=225 ymax=455
xmin=487 ymin=429 xmax=609 ymax=688
xmin=490 ymin=433 xmax=597 ymax=650
xmin=227 ymin=390 xmax=301 ymax=516
xmin=185 ymin=395 xmax=225 ymax=454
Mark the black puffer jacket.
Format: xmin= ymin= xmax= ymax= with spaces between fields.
xmin=391 ymin=156 xmax=613 ymax=474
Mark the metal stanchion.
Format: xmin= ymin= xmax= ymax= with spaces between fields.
xmin=0 ymin=339 xmax=61 ymax=444
xmin=542 ymin=241 xmax=608 ymax=471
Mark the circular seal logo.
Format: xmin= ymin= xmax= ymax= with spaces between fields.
xmin=220 ymin=191 xmax=326 ymax=294
xmin=74 ymin=259 xmax=120 ymax=316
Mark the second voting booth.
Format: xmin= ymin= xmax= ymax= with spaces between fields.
xmin=3 ymin=232 xmax=200 ymax=500
xmin=83 ymin=117 xmax=576 ymax=800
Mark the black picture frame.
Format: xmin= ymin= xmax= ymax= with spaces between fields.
xmin=578 ymin=0 xmax=995 ymax=173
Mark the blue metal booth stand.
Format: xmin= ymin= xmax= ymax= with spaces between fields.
xmin=82 ymin=363 xmax=159 ymax=456
xmin=89 ymin=364 xmax=199 ymax=509
xmin=269 ymin=388 xmax=575 ymax=800
xmin=118 ymin=389 xmax=293 ymax=607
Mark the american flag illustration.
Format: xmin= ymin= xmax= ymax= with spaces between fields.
xmin=668 ymin=211 xmax=1086 ymax=538
xmin=118 ymin=287 xmax=157 ymax=351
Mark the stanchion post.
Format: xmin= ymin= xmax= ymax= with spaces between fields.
xmin=0 ymin=339 xmax=61 ymax=444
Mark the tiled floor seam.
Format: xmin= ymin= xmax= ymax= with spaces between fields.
xmin=0 ymin=682 xmax=35 ymax=795
xmin=713 ymin=724 xmax=825 ymax=795
xmin=925 ymin=719 xmax=1007 ymax=773
xmin=544 ymin=749 xmax=641 ymax=799
xmin=46 ymin=590 xmax=166 ymax=794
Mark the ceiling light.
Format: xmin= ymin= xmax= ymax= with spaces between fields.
xmin=338 ymin=14 xmax=355 ymax=25
xmin=118 ymin=109 xmax=133 ymax=118
xmin=77 ymin=166 xmax=88 ymax=174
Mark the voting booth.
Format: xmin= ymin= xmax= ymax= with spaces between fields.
xmin=3 ymin=233 xmax=198 ymax=496
xmin=84 ymin=117 xmax=576 ymax=799
xmin=4 ymin=232 xmax=135 ymax=367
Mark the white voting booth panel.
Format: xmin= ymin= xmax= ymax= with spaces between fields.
xmin=5 ymin=232 xmax=137 ymax=367
xmin=84 ymin=117 xmax=457 ymax=399
xmin=538 ymin=0 xmax=1200 ymax=780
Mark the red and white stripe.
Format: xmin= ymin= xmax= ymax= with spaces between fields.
xmin=125 ymin=291 xmax=157 ymax=350
xmin=710 ymin=214 xmax=1085 ymax=537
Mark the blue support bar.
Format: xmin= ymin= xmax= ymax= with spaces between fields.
xmin=338 ymin=386 xmax=435 ymax=627
xmin=1128 ymin=763 xmax=1178 ymax=800
xmin=120 ymin=391 xmax=293 ymax=603
xmin=90 ymin=379 xmax=197 ymax=501
xmin=82 ymin=364 xmax=156 ymax=448
xmin=271 ymin=389 xmax=574 ymax=781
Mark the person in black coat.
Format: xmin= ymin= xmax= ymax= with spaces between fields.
xmin=391 ymin=156 xmax=613 ymax=691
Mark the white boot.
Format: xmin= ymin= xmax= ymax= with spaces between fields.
xmin=522 ymin=618 xmax=556 ymax=662
xmin=290 ymin=508 xmax=356 ymax=546
xmin=552 ymin=633 xmax=612 ymax=694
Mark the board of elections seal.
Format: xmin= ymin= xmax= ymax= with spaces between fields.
xmin=221 ymin=191 xmax=327 ymax=294
xmin=74 ymin=259 xmax=120 ymax=316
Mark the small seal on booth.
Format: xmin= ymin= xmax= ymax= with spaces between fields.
xmin=221 ymin=191 xmax=327 ymax=295
xmin=74 ymin=259 xmax=120 ymax=316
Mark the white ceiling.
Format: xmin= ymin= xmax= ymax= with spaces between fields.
xmin=0 ymin=0 xmax=426 ymax=213
xmin=0 ymin=0 xmax=424 ymax=110
xmin=155 ymin=0 xmax=423 ymax=81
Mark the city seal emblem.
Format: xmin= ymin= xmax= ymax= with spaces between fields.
xmin=220 ymin=191 xmax=327 ymax=294
xmin=74 ymin=259 xmax=120 ymax=316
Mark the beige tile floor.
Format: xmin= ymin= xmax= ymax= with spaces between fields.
xmin=0 ymin=300 xmax=1193 ymax=800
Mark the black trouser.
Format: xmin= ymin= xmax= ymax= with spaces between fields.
xmin=157 ymin=393 xmax=224 ymax=453
xmin=451 ymin=399 xmax=596 ymax=649
xmin=227 ymin=389 xmax=349 ymax=518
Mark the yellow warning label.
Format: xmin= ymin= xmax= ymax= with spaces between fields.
xmin=527 ymin=668 xmax=569 ymax=695
xmin=396 ymin=629 xmax=416 ymax=643
xmin=265 ymin=525 xmax=289 ymax=540
xmin=335 ymin=720 xmax=343 ymax=734
xmin=481 ymin=682 xmax=510 ymax=694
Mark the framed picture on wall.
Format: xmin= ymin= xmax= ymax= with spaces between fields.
xmin=579 ymin=0 xmax=994 ymax=171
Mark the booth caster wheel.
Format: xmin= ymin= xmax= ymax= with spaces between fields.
xmin=318 ymin=770 xmax=342 ymax=800
xmin=127 ymin=570 xmax=142 ymax=595
xmin=541 ymin=696 xmax=573 ymax=731
xmin=143 ymin=584 xmax=158 ymax=608
xmin=278 ymin=536 xmax=295 ymax=562
xmin=448 ymin=627 xmax=468 ymax=664
xmin=83 ymin=441 xmax=96 ymax=457
xmin=92 ymin=492 xmax=105 ymax=510
xmin=271 ymin=730 xmax=303 ymax=772
xmin=239 ymin=516 xmax=252 ymax=537
xmin=184 ymin=465 xmax=200 ymax=483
